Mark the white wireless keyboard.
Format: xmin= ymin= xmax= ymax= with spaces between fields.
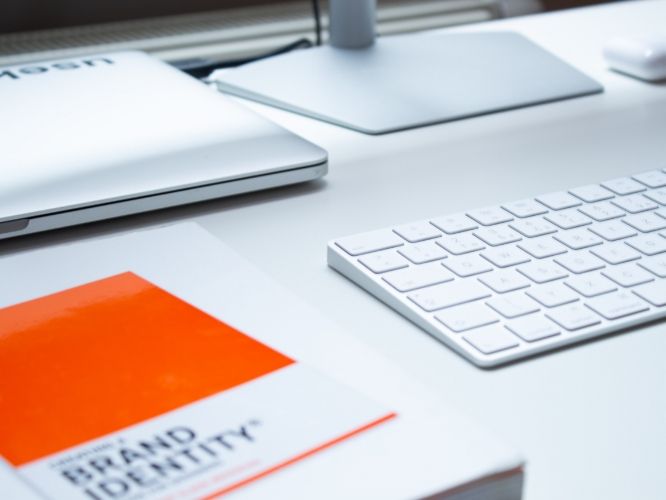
xmin=328 ymin=169 xmax=666 ymax=367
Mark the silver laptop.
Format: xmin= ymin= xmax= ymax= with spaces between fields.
xmin=0 ymin=51 xmax=327 ymax=239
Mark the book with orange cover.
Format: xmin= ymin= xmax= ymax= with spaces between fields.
xmin=0 ymin=223 xmax=523 ymax=500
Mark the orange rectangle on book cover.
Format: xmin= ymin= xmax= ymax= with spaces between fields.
xmin=0 ymin=272 xmax=293 ymax=467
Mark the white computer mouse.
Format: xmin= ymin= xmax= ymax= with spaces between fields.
xmin=603 ymin=34 xmax=666 ymax=81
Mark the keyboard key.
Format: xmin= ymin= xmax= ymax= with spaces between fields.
xmin=632 ymin=170 xmax=666 ymax=188
xmin=336 ymin=230 xmax=403 ymax=256
xmin=632 ymin=281 xmax=666 ymax=306
xmin=578 ymin=201 xmax=625 ymax=221
xmin=554 ymin=229 xmax=603 ymax=250
xmin=398 ymin=241 xmax=448 ymax=264
xmin=393 ymin=221 xmax=441 ymax=242
xmin=480 ymin=246 xmax=531 ymax=268
xmin=510 ymin=217 xmax=558 ymax=237
xmin=474 ymin=226 xmax=522 ymax=246
xmin=625 ymin=234 xmax=666 ymax=255
xmin=518 ymin=261 xmax=569 ymax=283
xmin=408 ymin=280 xmax=490 ymax=312
xmin=569 ymin=184 xmax=614 ymax=202
xmin=591 ymin=242 xmax=641 ymax=264
xmin=588 ymin=220 xmax=637 ymax=241
xmin=479 ymin=269 xmax=531 ymax=293
xmin=555 ymin=252 xmax=605 ymax=274
xmin=536 ymin=191 xmax=581 ymax=210
xmin=622 ymin=213 xmax=666 ymax=233
xmin=601 ymin=177 xmax=646 ymax=195
xmin=612 ymin=194 xmax=659 ymax=213
xmin=383 ymin=263 xmax=454 ymax=292
xmin=518 ymin=237 xmax=568 ymax=259
xmin=545 ymin=209 xmax=592 ymax=229
xmin=586 ymin=291 xmax=649 ymax=320
xmin=565 ymin=273 xmax=617 ymax=297
xmin=506 ymin=316 xmax=560 ymax=342
xmin=486 ymin=292 xmax=540 ymax=318
xmin=467 ymin=206 xmax=513 ymax=226
xmin=430 ymin=213 xmax=477 ymax=234
xmin=546 ymin=303 xmax=601 ymax=331
xmin=443 ymin=254 xmax=493 ymax=277
xmin=502 ymin=199 xmax=548 ymax=218
xmin=527 ymin=282 xmax=579 ymax=307
xmin=602 ymin=263 xmax=654 ymax=287
xmin=463 ymin=325 xmax=520 ymax=354
xmin=358 ymin=250 xmax=409 ymax=273
xmin=644 ymin=188 xmax=666 ymax=205
xmin=437 ymin=234 xmax=485 ymax=255
xmin=638 ymin=255 xmax=666 ymax=278
xmin=435 ymin=303 xmax=499 ymax=332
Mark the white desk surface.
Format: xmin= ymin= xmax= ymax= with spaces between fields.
xmin=5 ymin=1 xmax=666 ymax=499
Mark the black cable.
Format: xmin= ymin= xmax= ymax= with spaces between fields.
xmin=175 ymin=1 xmax=322 ymax=79
xmin=175 ymin=38 xmax=313 ymax=79
xmin=311 ymin=0 xmax=322 ymax=46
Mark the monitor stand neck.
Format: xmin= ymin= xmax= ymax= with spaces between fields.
xmin=329 ymin=0 xmax=376 ymax=49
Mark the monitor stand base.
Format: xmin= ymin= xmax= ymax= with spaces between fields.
xmin=214 ymin=31 xmax=603 ymax=135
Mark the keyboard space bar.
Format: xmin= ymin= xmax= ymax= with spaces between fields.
xmin=408 ymin=280 xmax=491 ymax=312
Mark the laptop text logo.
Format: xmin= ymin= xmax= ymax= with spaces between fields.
xmin=0 ymin=57 xmax=114 ymax=81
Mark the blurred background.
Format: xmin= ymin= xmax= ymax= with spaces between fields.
xmin=0 ymin=0 xmax=617 ymax=65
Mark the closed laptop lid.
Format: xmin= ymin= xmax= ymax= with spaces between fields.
xmin=0 ymin=51 xmax=326 ymax=223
